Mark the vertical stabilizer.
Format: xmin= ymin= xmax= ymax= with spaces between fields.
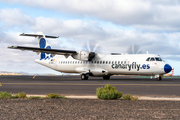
xmin=19 ymin=32 xmax=59 ymax=60
xmin=36 ymin=32 xmax=52 ymax=60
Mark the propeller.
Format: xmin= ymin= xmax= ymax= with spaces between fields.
xmin=86 ymin=40 xmax=101 ymax=52
xmin=84 ymin=40 xmax=101 ymax=61
xmin=88 ymin=52 xmax=96 ymax=61
xmin=127 ymin=44 xmax=143 ymax=54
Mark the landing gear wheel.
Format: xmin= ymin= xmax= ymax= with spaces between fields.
xmin=103 ymin=75 xmax=110 ymax=80
xmin=81 ymin=74 xmax=89 ymax=80
xmin=156 ymin=76 xmax=162 ymax=81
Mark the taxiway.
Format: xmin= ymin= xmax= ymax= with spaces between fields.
xmin=0 ymin=75 xmax=180 ymax=96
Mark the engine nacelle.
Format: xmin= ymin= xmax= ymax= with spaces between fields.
xmin=90 ymin=69 xmax=108 ymax=76
xmin=72 ymin=51 xmax=95 ymax=61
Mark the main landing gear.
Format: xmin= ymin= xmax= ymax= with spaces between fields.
xmin=103 ymin=75 xmax=110 ymax=80
xmin=81 ymin=74 xmax=89 ymax=80
xmin=81 ymin=74 xmax=111 ymax=80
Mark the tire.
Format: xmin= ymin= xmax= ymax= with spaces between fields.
xmin=81 ymin=74 xmax=89 ymax=80
xmin=85 ymin=76 xmax=89 ymax=80
xmin=156 ymin=76 xmax=162 ymax=81
xmin=103 ymin=75 xmax=110 ymax=80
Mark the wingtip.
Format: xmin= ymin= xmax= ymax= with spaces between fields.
xmin=8 ymin=46 xmax=13 ymax=48
xmin=19 ymin=33 xmax=25 ymax=36
xmin=8 ymin=46 xmax=17 ymax=48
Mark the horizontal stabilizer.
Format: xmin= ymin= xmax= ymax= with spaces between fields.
xmin=19 ymin=33 xmax=59 ymax=38
xmin=8 ymin=46 xmax=77 ymax=56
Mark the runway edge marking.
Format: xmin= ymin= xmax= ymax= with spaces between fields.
xmin=26 ymin=94 xmax=180 ymax=101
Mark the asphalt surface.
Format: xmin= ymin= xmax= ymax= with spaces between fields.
xmin=0 ymin=75 xmax=180 ymax=97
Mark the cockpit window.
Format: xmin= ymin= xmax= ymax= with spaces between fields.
xmin=146 ymin=57 xmax=150 ymax=61
xmin=147 ymin=57 xmax=163 ymax=62
xmin=155 ymin=57 xmax=162 ymax=61
xmin=150 ymin=57 xmax=155 ymax=61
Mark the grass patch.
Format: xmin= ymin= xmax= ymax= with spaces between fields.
xmin=0 ymin=91 xmax=67 ymax=99
xmin=0 ymin=91 xmax=13 ymax=99
xmin=0 ymin=92 xmax=27 ymax=99
xmin=130 ymin=96 xmax=139 ymax=100
xmin=28 ymin=96 xmax=43 ymax=99
xmin=96 ymin=84 xmax=123 ymax=100
xmin=11 ymin=94 xmax=19 ymax=99
xmin=123 ymin=94 xmax=132 ymax=100
xmin=46 ymin=93 xmax=66 ymax=99
xmin=123 ymin=94 xmax=139 ymax=100
xmin=17 ymin=92 xmax=27 ymax=98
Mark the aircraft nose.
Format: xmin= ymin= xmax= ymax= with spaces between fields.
xmin=164 ymin=64 xmax=172 ymax=73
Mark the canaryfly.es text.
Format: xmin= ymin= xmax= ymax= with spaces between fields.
xmin=111 ymin=62 xmax=150 ymax=71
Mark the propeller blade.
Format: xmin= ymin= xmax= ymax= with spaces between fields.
xmin=93 ymin=44 xmax=99 ymax=52
xmin=127 ymin=44 xmax=143 ymax=54
xmin=87 ymin=41 xmax=91 ymax=52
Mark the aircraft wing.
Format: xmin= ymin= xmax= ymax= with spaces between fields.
xmin=8 ymin=46 xmax=77 ymax=57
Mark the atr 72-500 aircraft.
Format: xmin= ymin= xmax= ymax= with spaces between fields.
xmin=8 ymin=32 xmax=172 ymax=81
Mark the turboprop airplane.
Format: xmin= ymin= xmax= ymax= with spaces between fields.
xmin=8 ymin=32 xmax=172 ymax=81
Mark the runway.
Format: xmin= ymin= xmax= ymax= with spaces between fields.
xmin=0 ymin=75 xmax=180 ymax=96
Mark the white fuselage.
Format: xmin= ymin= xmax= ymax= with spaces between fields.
xmin=35 ymin=54 xmax=168 ymax=77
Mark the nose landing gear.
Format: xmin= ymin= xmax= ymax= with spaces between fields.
xmin=155 ymin=75 xmax=162 ymax=81
xmin=156 ymin=76 xmax=162 ymax=81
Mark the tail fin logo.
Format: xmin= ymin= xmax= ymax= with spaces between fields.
xmin=39 ymin=38 xmax=53 ymax=60
xmin=39 ymin=38 xmax=46 ymax=48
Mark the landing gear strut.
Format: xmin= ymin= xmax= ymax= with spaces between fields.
xmin=81 ymin=74 xmax=89 ymax=80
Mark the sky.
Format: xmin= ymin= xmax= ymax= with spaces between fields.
xmin=0 ymin=0 xmax=180 ymax=75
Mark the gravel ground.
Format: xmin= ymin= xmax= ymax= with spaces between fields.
xmin=0 ymin=99 xmax=180 ymax=120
